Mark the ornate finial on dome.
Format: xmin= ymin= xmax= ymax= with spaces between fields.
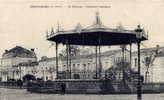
xmin=95 ymin=11 xmax=102 ymax=25
xmin=51 ymin=27 xmax=55 ymax=35
xmin=85 ymin=12 xmax=106 ymax=29
xmin=137 ymin=24 xmax=141 ymax=29
xmin=135 ymin=24 xmax=143 ymax=33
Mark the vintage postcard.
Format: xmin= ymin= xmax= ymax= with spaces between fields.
xmin=0 ymin=0 xmax=164 ymax=100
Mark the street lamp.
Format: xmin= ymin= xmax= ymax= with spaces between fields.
xmin=136 ymin=25 xmax=143 ymax=40
xmin=135 ymin=24 xmax=143 ymax=100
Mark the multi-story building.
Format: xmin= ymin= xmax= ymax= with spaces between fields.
xmin=1 ymin=45 xmax=164 ymax=83
xmin=35 ymin=56 xmax=62 ymax=81
xmin=37 ymin=49 xmax=123 ymax=81
xmin=36 ymin=45 xmax=164 ymax=83
xmin=0 ymin=46 xmax=38 ymax=81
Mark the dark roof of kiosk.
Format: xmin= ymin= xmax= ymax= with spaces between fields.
xmin=47 ymin=12 xmax=148 ymax=46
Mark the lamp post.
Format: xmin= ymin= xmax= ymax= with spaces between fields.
xmin=56 ymin=42 xmax=59 ymax=79
xmin=135 ymin=25 xmax=143 ymax=100
xmin=19 ymin=66 xmax=22 ymax=80
xmin=120 ymin=45 xmax=126 ymax=83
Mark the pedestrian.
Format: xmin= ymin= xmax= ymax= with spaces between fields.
xmin=61 ymin=83 xmax=66 ymax=95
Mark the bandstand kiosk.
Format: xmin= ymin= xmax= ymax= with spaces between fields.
xmin=46 ymin=13 xmax=148 ymax=100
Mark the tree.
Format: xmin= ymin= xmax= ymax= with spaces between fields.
xmin=142 ymin=45 xmax=161 ymax=83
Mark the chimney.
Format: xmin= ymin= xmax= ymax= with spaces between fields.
xmin=156 ymin=44 xmax=160 ymax=54
xmin=31 ymin=48 xmax=34 ymax=52
xmin=5 ymin=50 xmax=8 ymax=53
xmin=156 ymin=44 xmax=160 ymax=49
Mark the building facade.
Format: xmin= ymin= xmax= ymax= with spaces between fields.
xmin=1 ymin=45 xmax=164 ymax=83
xmin=35 ymin=56 xmax=62 ymax=81
xmin=0 ymin=46 xmax=38 ymax=81
xmin=37 ymin=49 xmax=124 ymax=81
xmin=36 ymin=45 xmax=164 ymax=83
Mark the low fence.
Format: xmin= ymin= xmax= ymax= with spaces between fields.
xmin=2 ymin=80 xmax=164 ymax=94
xmin=142 ymin=82 xmax=164 ymax=93
xmin=0 ymin=81 xmax=24 ymax=88
xmin=27 ymin=79 xmax=130 ymax=94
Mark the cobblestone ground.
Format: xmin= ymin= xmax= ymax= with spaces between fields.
xmin=0 ymin=88 xmax=164 ymax=100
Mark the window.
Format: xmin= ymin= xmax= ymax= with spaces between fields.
xmin=87 ymin=63 xmax=90 ymax=72
xmin=83 ymin=64 xmax=86 ymax=72
xmin=135 ymin=58 xmax=137 ymax=67
xmin=72 ymin=64 xmax=76 ymax=72
xmin=77 ymin=64 xmax=80 ymax=71
xmin=88 ymin=74 xmax=90 ymax=78
xmin=63 ymin=65 xmax=66 ymax=71
xmin=105 ymin=62 xmax=108 ymax=67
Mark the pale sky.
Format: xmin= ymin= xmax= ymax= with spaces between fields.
xmin=0 ymin=0 xmax=164 ymax=59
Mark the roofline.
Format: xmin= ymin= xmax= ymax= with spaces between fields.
xmin=39 ymin=46 xmax=164 ymax=62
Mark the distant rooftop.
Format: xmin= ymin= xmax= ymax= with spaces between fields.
xmin=133 ymin=45 xmax=164 ymax=57
xmin=2 ymin=46 xmax=37 ymax=59
xmin=39 ymin=49 xmax=122 ymax=62
xmin=39 ymin=46 xmax=164 ymax=62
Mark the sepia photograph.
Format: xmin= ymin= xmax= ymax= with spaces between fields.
xmin=0 ymin=0 xmax=164 ymax=100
